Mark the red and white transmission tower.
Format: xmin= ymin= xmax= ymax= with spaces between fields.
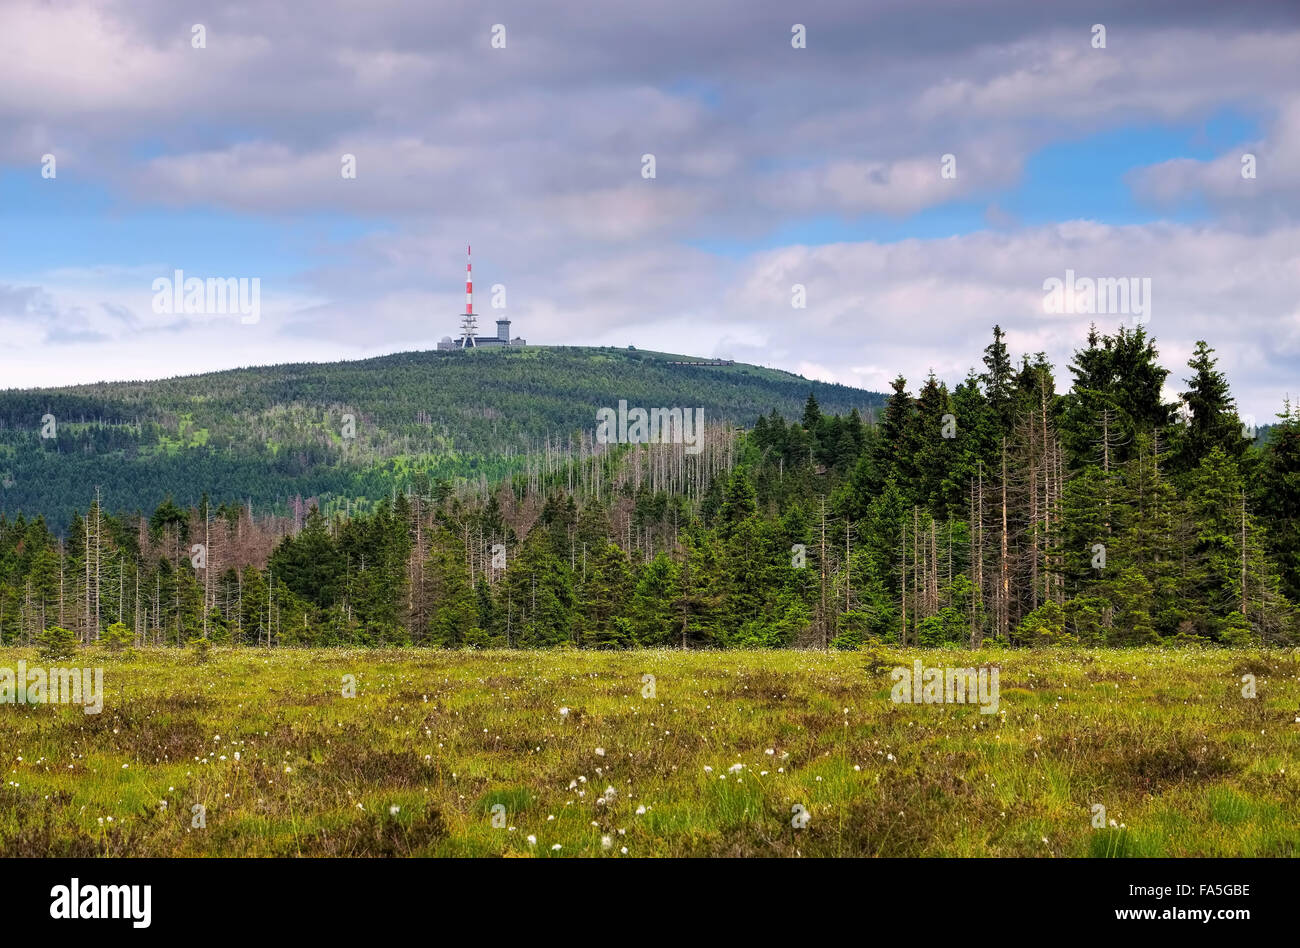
xmin=457 ymin=243 xmax=478 ymax=347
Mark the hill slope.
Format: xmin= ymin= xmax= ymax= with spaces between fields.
xmin=0 ymin=345 xmax=883 ymax=529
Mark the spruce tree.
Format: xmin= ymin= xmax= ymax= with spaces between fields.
xmin=1259 ymin=401 xmax=1300 ymax=600
xmin=980 ymin=325 xmax=1015 ymax=430
xmin=1173 ymin=340 xmax=1244 ymax=473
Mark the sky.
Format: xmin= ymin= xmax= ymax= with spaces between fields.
xmin=1 ymin=0 xmax=1298 ymax=422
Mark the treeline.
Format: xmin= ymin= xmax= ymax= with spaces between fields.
xmin=0 ymin=346 xmax=879 ymax=531
xmin=1 ymin=324 xmax=1297 ymax=649
xmin=768 ymin=326 xmax=1300 ymax=646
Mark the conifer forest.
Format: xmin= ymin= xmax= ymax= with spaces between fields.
xmin=4 ymin=326 xmax=1296 ymax=652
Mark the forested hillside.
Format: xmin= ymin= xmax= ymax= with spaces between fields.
xmin=2 ymin=323 xmax=1297 ymax=650
xmin=0 ymin=346 xmax=879 ymax=530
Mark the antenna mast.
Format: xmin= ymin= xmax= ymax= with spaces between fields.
xmin=458 ymin=243 xmax=477 ymax=347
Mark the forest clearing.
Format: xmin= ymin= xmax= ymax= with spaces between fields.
xmin=2 ymin=646 xmax=1297 ymax=857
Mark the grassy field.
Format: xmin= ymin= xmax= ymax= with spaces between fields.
xmin=1 ymin=646 xmax=1297 ymax=857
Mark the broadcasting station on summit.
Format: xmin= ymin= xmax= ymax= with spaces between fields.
xmin=436 ymin=245 xmax=526 ymax=350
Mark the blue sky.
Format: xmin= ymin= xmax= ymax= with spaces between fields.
xmin=0 ymin=0 xmax=1297 ymax=420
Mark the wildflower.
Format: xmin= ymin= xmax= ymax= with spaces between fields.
xmin=390 ymin=805 xmax=400 ymax=816
xmin=527 ymin=835 xmax=537 ymax=845
xmin=595 ymin=747 xmax=606 ymax=757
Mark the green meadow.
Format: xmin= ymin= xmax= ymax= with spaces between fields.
xmin=1 ymin=647 xmax=1297 ymax=857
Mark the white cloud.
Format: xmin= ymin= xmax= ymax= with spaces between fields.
xmin=1130 ymin=95 xmax=1300 ymax=213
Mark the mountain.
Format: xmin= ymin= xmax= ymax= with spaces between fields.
xmin=0 ymin=345 xmax=883 ymax=530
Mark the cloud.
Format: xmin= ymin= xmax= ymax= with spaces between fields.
xmin=1130 ymin=95 xmax=1300 ymax=219
xmin=5 ymin=220 xmax=1295 ymax=420
xmin=711 ymin=223 xmax=1300 ymax=418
